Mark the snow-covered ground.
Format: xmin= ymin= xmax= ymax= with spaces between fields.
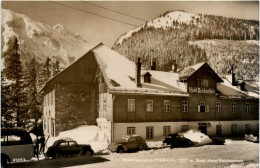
xmin=13 ymin=139 xmax=259 ymax=168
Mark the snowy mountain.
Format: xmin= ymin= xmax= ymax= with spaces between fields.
xmin=1 ymin=9 xmax=93 ymax=69
xmin=113 ymin=10 xmax=259 ymax=80
xmin=116 ymin=10 xmax=200 ymax=44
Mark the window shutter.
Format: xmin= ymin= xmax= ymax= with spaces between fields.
xmin=198 ymin=105 xmax=200 ymax=112
xmin=206 ymin=105 xmax=209 ymax=112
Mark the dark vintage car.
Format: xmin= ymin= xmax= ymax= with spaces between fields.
xmin=163 ymin=134 xmax=193 ymax=148
xmin=109 ymin=135 xmax=148 ymax=153
xmin=46 ymin=139 xmax=93 ymax=158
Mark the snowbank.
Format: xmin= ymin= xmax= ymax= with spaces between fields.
xmin=46 ymin=122 xmax=111 ymax=153
xmin=224 ymin=139 xmax=234 ymax=145
xmin=146 ymin=136 xmax=164 ymax=148
xmin=244 ymin=134 xmax=259 ymax=142
xmin=181 ymin=129 xmax=213 ymax=145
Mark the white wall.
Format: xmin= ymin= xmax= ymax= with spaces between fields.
xmin=113 ymin=120 xmax=259 ymax=141
xmin=99 ymin=93 xmax=113 ymax=121
xmin=43 ymin=89 xmax=55 ymax=137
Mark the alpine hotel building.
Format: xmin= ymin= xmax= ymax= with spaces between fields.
xmin=40 ymin=43 xmax=259 ymax=142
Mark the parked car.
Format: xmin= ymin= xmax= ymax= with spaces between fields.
xmin=1 ymin=128 xmax=34 ymax=167
xmin=163 ymin=134 xmax=179 ymax=145
xmin=109 ymin=135 xmax=148 ymax=153
xmin=163 ymin=133 xmax=193 ymax=148
xmin=46 ymin=139 xmax=93 ymax=159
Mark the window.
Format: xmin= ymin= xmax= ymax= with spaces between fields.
xmin=43 ymin=119 xmax=46 ymax=129
xmin=164 ymin=100 xmax=170 ymax=112
xmin=51 ymin=91 xmax=53 ymax=105
xmin=245 ymin=103 xmax=250 ymax=113
xmin=52 ymin=120 xmax=55 ymax=137
xmin=198 ymin=79 xmax=202 ymax=87
xmin=231 ymin=124 xmax=237 ymax=136
xmin=128 ymin=99 xmax=135 ymax=112
xmin=231 ymin=103 xmax=236 ymax=113
xmin=198 ymin=79 xmax=208 ymax=87
xmin=245 ymin=124 xmax=251 ymax=134
xmin=198 ymin=101 xmax=209 ymax=112
xmin=48 ymin=93 xmax=50 ymax=106
xmin=146 ymin=126 xmax=154 ymax=139
xmin=46 ymin=94 xmax=49 ymax=106
xmin=47 ymin=118 xmax=49 ymax=133
xmin=2 ymin=135 xmax=19 ymax=145
xmin=181 ymin=125 xmax=189 ymax=132
xmin=163 ymin=126 xmax=171 ymax=136
xmin=69 ymin=141 xmax=77 ymax=147
xmin=146 ymin=100 xmax=153 ymax=112
xmin=59 ymin=142 xmax=68 ymax=147
xmin=182 ymin=101 xmax=188 ymax=112
xmin=103 ymin=99 xmax=106 ymax=112
xmin=216 ymin=102 xmax=221 ymax=113
xmin=127 ymin=127 xmax=135 ymax=135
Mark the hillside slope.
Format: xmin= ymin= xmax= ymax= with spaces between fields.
xmin=1 ymin=9 xmax=93 ymax=69
xmin=113 ymin=10 xmax=259 ymax=80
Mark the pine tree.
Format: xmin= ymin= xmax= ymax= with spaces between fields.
xmin=1 ymin=75 xmax=14 ymax=127
xmin=3 ymin=36 xmax=25 ymax=127
xmin=54 ymin=59 xmax=60 ymax=75
xmin=38 ymin=57 xmax=51 ymax=89
xmin=26 ymin=58 xmax=42 ymax=133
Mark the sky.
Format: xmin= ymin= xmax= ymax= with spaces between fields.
xmin=1 ymin=1 xmax=259 ymax=47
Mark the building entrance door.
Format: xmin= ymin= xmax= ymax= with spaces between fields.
xmin=198 ymin=123 xmax=207 ymax=135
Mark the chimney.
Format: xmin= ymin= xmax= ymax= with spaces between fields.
xmin=231 ymin=65 xmax=236 ymax=86
xmin=135 ymin=57 xmax=142 ymax=87
xmin=172 ymin=60 xmax=177 ymax=73
xmin=68 ymin=55 xmax=75 ymax=65
xmin=151 ymin=62 xmax=156 ymax=70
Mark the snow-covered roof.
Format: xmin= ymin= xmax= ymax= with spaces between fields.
xmin=179 ymin=62 xmax=205 ymax=79
xmin=217 ymin=76 xmax=259 ymax=99
xmin=92 ymin=44 xmax=188 ymax=96
xmin=41 ymin=43 xmax=258 ymax=99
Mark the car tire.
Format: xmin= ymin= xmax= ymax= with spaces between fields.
xmin=117 ymin=147 xmax=124 ymax=153
xmin=170 ymin=143 xmax=175 ymax=149
xmin=55 ymin=152 xmax=62 ymax=159
xmin=1 ymin=155 xmax=10 ymax=168
xmin=85 ymin=150 xmax=92 ymax=156
xmin=80 ymin=149 xmax=93 ymax=156
xmin=139 ymin=145 xmax=145 ymax=151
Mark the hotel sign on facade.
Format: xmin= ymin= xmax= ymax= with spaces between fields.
xmin=189 ymin=87 xmax=215 ymax=94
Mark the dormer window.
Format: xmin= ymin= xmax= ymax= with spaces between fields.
xmin=143 ymin=72 xmax=152 ymax=83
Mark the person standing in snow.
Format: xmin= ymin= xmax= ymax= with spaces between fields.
xmin=39 ymin=135 xmax=45 ymax=154
xmin=33 ymin=135 xmax=39 ymax=160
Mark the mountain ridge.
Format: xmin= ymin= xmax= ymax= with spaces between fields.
xmin=1 ymin=8 xmax=93 ymax=70
xmin=115 ymin=10 xmax=259 ymax=45
xmin=112 ymin=10 xmax=259 ymax=80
